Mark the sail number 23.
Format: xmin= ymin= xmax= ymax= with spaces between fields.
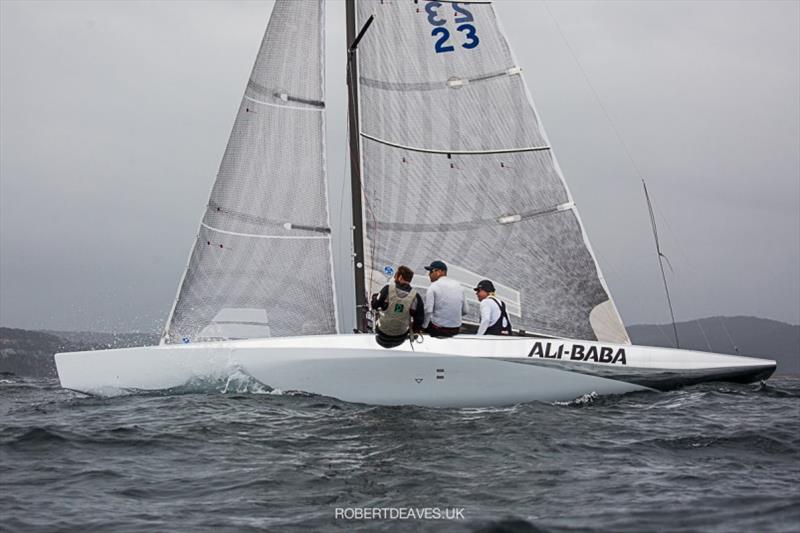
xmin=425 ymin=2 xmax=480 ymax=53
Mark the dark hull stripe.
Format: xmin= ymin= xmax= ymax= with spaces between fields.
xmin=495 ymin=358 xmax=777 ymax=391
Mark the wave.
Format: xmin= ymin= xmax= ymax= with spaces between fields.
xmin=754 ymin=379 xmax=800 ymax=398
xmin=1 ymin=426 xmax=71 ymax=447
xmin=645 ymin=431 xmax=797 ymax=455
xmin=72 ymin=367 xmax=289 ymax=398
xmin=471 ymin=518 xmax=548 ymax=533
xmin=552 ymin=391 xmax=599 ymax=407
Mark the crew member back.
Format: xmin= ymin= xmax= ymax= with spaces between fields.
xmin=424 ymin=276 xmax=466 ymax=329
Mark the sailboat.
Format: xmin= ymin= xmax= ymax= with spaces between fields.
xmin=55 ymin=0 xmax=776 ymax=407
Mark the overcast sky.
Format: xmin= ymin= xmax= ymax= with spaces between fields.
xmin=1 ymin=0 xmax=798 ymax=333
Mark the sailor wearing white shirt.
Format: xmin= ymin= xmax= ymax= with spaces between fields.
xmin=422 ymin=260 xmax=466 ymax=337
xmin=474 ymin=279 xmax=512 ymax=335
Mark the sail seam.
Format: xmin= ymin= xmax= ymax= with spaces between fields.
xmin=201 ymin=222 xmax=330 ymax=240
xmin=244 ymin=95 xmax=323 ymax=112
xmin=360 ymin=132 xmax=550 ymax=155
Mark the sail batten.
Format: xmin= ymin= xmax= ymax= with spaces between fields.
xmin=200 ymin=223 xmax=331 ymax=241
xmin=243 ymin=96 xmax=324 ymax=112
xmin=354 ymin=0 xmax=629 ymax=343
xmin=360 ymin=65 xmax=520 ymax=91
xmin=163 ymin=0 xmax=337 ymax=343
xmin=360 ymin=133 xmax=550 ymax=154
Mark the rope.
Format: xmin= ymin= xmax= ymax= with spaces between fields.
xmin=407 ymin=331 xmax=424 ymax=351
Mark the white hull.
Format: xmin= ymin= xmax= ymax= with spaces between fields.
xmin=54 ymin=334 xmax=776 ymax=407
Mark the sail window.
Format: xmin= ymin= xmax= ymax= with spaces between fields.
xmin=197 ymin=308 xmax=271 ymax=340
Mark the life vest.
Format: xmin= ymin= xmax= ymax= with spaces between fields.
xmin=376 ymin=284 xmax=418 ymax=337
xmin=485 ymin=297 xmax=512 ymax=335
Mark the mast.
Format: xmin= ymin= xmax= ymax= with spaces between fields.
xmin=643 ymin=179 xmax=680 ymax=349
xmin=345 ymin=0 xmax=373 ymax=332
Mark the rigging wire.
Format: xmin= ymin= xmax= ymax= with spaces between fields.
xmin=541 ymin=1 xmax=647 ymax=181
xmin=541 ymin=1 xmax=734 ymax=348
xmin=717 ymin=316 xmax=740 ymax=355
xmin=655 ymin=324 xmax=678 ymax=347
xmin=696 ymin=319 xmax=713 ymax=352
xmin=338 ymin=119 xmax=350 ymax=264
xmin=643 ymin=179 xmax=680 ymax=349
xmin=541 ymin=1 xmax=672 ymax=330
xmin=338 ymin=93 xmax=352 ymax=331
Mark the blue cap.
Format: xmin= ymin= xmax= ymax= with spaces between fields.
xmin=424 ymin=260 xmax=448 ymax=272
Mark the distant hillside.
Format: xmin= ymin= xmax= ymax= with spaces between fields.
xmin=627 ymin=316 xmax=799 ymax=375
xmin=0 ymin=328 xmax=77 ymax=377
xmin=0 ymin=328 xmax=158 ymax=377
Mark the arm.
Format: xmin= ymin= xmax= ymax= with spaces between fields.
xmin=476 ymin=299 xmax=491 ymax=335
xmin=423 ymin=285 xmax=435 ymax=328
xmin=371 ymin=285 xmax=389 ymax=311
xmin=410 ymin=293 xmax=425 ymax=332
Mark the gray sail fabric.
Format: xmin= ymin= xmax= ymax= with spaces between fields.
xmin=355 ymin=0 xmax=629 ymax=343
xmin=163 ymin=0 xmax=337 ymax=343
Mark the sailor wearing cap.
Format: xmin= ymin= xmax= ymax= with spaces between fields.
xmin=422 ymin=260 xmax=467 ymax=337
xmin=474 ymin=279 xmax=512 ymax=336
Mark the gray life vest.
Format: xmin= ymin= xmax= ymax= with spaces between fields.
xmin=376 ymin=284 xmax=418 ymax=336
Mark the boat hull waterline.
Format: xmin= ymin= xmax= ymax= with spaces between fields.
xmin=54 ymin=335 xmax=776 ymax=407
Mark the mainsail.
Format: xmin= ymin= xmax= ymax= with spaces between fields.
xmin=352 ymin=0 xmax=629 ymax=343
xmin=163 ymin=0 xmax=337 ymax=343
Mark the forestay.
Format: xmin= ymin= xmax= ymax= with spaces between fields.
xmin=162 ymin=0 xmax=337 ymax=343
xmin=354 ymin=0 xmax=629 ymax=343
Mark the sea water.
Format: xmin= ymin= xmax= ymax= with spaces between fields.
xmin=1 ymin=375 xmax=798 ymax=532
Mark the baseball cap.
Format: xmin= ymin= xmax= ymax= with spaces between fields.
xmin=423 ymin=260 xmax=448 ymax=272
xmin=473 ymin=279 xmax=495 ymax=292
